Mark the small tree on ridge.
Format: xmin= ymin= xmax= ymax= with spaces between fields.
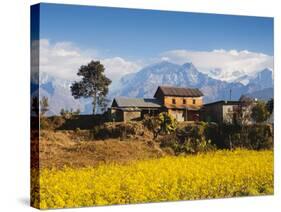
xmin=71 ymin=61 xmax=111 ymax=114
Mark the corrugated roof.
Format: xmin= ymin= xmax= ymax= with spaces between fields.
xmin=155 ymin=86 xmax=203 ymax=97
xmin=204 ymin=100 xmax=240 ymax=107
xmin=113 ymin=98 xmax=162 ymax=108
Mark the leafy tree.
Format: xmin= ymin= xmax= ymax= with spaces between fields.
xmin=98 ymin=96 xmax=110 ymax=113
xmin=159 ymin=112 xmax=177 ymax=134
xmin=143 ymin=112 xmax=177 ymax=139
xmin=251 ymin=101 xmax=270 ymax=123
xmin=40 ymin=96 xmax=49 ymax=116
xmin=238 ymin=95 xmax=254 ymax=125
xmin=71 ymin=61 xmax=112 ymax=114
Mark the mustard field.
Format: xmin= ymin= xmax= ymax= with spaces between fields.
xmin=33 ymin=150 xmax=273 ymax=209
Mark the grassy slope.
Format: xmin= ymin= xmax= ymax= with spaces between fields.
xmin=39 ymin=130 xmax=165 ymax=169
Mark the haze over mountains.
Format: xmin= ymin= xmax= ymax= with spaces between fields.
xmin=32 ymin=61 xmax=273 ymax=115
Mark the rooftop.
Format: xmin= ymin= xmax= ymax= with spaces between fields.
xmin=112 ymin=97 xmax=162 ymax=108
xmin=154 ymin=86 xmax=203 ymax=97
xmin=204 ymin=100 xmax=240 ymax=106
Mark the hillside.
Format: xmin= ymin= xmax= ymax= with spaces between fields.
xmin=38 ymin=130 xmax=165 ymax=169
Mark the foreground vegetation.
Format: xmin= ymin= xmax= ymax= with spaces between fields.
xmin=33 ymin=149 xmax=273 ymax=209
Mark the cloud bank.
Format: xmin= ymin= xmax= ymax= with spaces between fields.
xmin=37 ymin=39 xmax=273 ymax=84
xmin=39 ymin=39 xmax=142 ymax=82
xmin=161 ymin=49 xmax=273 ymax=81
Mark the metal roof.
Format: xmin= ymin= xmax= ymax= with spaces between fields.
xmin=154 ymin=86 xmax=203 ymax=97
xmin=113 ymin=97 xmax=162 ymax=108
xmin=204 ymin=100 xmax=240 ymax=107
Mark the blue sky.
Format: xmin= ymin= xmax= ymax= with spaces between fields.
xmin=39 ymin=3 xmax=273 ymax=59
xmin=34 ymin=3 xmax=273 ymax=82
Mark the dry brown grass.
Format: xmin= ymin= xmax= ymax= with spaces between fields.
xmin=39 ymin=130 xmax=166 ymax=169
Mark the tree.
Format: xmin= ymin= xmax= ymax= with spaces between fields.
xmin=143 ymin=113 xmax=177 ymax=139
xmin=238 ymin=95 xmax=254 ymax=125
xmin=40 ymin=96 xmax=49 ymax=116
xmin=71 ymin=61 xmax=112 ymax=114
xmin=159 ymin=112 xmax=177 ymax=134
xmin=251 ymin=101 xmax=270 ymax=123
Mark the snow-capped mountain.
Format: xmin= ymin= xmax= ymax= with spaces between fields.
xmin=248 ymin=68 xmax=273 ymax=89
xmin=32 ymin=62 xmax=273 ymax=115
xmin=31 ymin=72 xmax=91 ymax=115
xmin=110 ymin=61 xmax=250 ymax=103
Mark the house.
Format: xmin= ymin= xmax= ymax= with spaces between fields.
xmin=154 ymin=86 xmax=203 ymax=122
xmin=202 ymin=100 xmax=240 ymax=124
xmin=110 ymin=86 xmax=204 ymax=122
xmin=110 ymin=98 xmax=162 ymax=122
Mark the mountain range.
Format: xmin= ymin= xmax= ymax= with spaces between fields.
xmin=31 ymin=61 xmax=273 ymax=115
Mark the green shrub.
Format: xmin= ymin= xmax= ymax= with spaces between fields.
xmin=143 ymin=112 xmax=177 ymax=139
xmin=159 ymin=122 xmax=216 ymax=155
xmin=159 ymin=112 xmax=177 ymax=134
xmin=251 ymin=101 xmax=270 ymax=123
xmin=247 ymin=124 xmax=273 ymax=150
xmin=220 ymin=123 xmax=273 ymax=150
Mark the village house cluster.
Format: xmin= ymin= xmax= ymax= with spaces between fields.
xmin=109 ymin=86 xmax=247 ymax=123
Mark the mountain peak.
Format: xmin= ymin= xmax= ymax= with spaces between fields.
xmin=154 ymin=60 xmax=177 ymax=67
xmin=260 ymin=68 xmax=272 ymax=73
xmin=182 ymin=62 xmax=195 ymax=69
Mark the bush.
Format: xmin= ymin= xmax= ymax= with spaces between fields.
xmin=50 ymin=116 xmax=65 ymax=129
xmin=159 ymin=112 xmax=177 ymax=134
xmin=142 ymin=115 xmax=161 ymax=139
xmin=247 ymin=124 xmax=273 ymax=150
xmin=143 ymin=112 xmax=177 ymax=139
xmin=40 ymin=117 xmax=52 ymax=130
xmin=92 ymin=122 xmax=145 ymax=140
xmin=220 ymin=123 xmax=273 ymax=150
xmin=159 ymin=122 xmax=216 ymax=155
xmin=40 ymin=116 xmax=65 ymax=130
xmin=251 ymin=101 xmax=270 ymax=123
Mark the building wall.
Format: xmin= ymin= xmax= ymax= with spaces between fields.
xmin=222 ymin=105 xmax=237 ymax=124
xmin=203 ymin=103 xmax=241 ymax=124
xmin=168 ymin=109 xmax=200 ymax=122
xmin=115 ymin=109 xmax=124 ymax=122
xmin=123 ymin=111 xmax=141 ymax=122
xmin=168 ymin=109 xmax=185 ymax=122
xmin=164 ymin=96 xmax=203 ymax=109
xmin=203 ymin=103 xmax=223 ymax=123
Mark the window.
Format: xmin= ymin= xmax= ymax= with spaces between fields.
xmin=172 ymin=99 xmax=176 ymax=104
xmin=183 ymin=99 xmax=186 ymax=104
xmin=192 ymin=99 xmax=196 ymax=104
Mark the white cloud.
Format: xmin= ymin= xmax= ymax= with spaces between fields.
xmin=161 ymin=49 xmax=273 ymax=81
xmin=37 ymin=39 xmax=273 ymax=84
xmin=38 ymin=39 xmax=141 ymax=82
xmin=101 ymin=57 xmax=141 ymax=81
